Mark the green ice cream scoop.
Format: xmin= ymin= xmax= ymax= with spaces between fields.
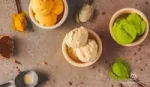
xmin=112 ymin=13 xmax=146 ymax=45
xmin=112 ymin=18 xmax=137 ymax=44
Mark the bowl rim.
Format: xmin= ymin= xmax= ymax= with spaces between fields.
xmin=28 ymin=0 xmax=68 ymax=30
xmin=109 ymin=8 xmax=149 ymax=47
xmin=62 ymin=29 xmax=102 ymax=67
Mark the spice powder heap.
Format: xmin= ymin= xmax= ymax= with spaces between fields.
xmin=0 ymin=36 xmax=14 ymax=58
xmin=12 ymin=12 xmax=27 ymax=32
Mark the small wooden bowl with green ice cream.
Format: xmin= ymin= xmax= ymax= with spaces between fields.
xmin=109 ymin=8 xmax=149 ymax=46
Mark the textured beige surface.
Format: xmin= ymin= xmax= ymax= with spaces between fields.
xmin=0 ymin=0 xmax=150 ymax=87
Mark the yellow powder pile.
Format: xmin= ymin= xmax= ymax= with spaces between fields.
xmin=12 ymin=12 xmax=27 ymax=32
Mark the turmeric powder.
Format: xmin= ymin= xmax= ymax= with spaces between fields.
xmin=12 ymin=12 xmax=27 ymax=32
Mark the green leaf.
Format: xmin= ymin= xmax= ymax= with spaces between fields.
xmin=109 ymin=57 xmax=130 ymax=80
xmin=112 ymin=63 xmax=129 ymax=77
xmin=115 ymin=57 xmax=130 ymax=70
xmin=109 ymin=71 xmax=129 ymax=80
xmin=109 ymin=71 xmax=119 ymax=80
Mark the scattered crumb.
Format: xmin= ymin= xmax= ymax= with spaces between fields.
xmin=140 ymin=58 xmax=142 ymax=61
xmin=145 ymin=63 xmax=148 ymax=66
xmin=135 ymin=4 xmax=138 ymax=6
xmin=134 ymin=52 xmax=137 ymax=56
xmin=105 ymin=60 xmax=108 ymax=63
xmin=136 ymin=59 xmax=138 ymax=62
xmin=139 ymin=44 xmax=143 ymax=47
xmin=11 ymin=58 xmax=22 ymax=65
xmin=80 ymin=82 xmax=84 ymax=84
xmin=42 ymin=61 xmax=47 ymax=65
xmin=17 ymin=68 xmax=21 ymax=73
xmin=15 ymin=66 xmax=21 ymax=73
xmin=93 ymin=66 xmax=96 ymax=69
xmin=145 ymin=1 xmax=149 ymax=5
xmin=69 ymin=81 xmax=72 ymax=86
xmin=135 ymin=59 xmax=140 ymax=63
xmin=138 ymin=48 xmax=141 ymax=52
xmin=140 ymin=68 xmax=144 ymax=71
xmin=102 ymin=12 xmax=106 ymax=15
xmin=52 ymin=79 xmax=56 ymax=83
xmin=147 ymin=76 xmax=149 ymax=78
xmin=76 ymin=84 xmax=78 ymax=87
xmin=119 ymin=83 xmax=124 ymax=87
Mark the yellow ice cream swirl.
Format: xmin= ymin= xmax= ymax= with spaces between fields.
xmin=30 ymin=0 xmax=64 ymax=26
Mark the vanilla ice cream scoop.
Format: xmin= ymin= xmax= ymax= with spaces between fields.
xmin=65 ymin=27 xmax=88 ymax=48
xmin=75 ymin=39 xmax=98 ymax=62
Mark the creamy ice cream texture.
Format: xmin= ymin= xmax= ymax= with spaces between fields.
xmin=30 ymin=0 xmax=64 ymax=26
xmin=65 ymin=27 xmax=98 ymax=62
xmin=35 ymin=13 xmax=57 ymax=26
xmin=75 ymin=39 xmax=98 ymax=62
xmin=112 ymin=13 xmax=146 ymax=45
xmin=30 ymin=0 xmax=54 ymax=15
xmin=65 ymin=27 xmax=89 ymax=48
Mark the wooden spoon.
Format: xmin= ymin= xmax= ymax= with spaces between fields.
xmin=15 ymin=0 xmax=22 ymax=13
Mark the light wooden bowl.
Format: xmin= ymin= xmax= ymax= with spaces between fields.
xmin=109 ymin=8 xmax=149 ymax=47
xmin=29 ymin=0 xmax=68 ymax=30
xmin=62 ymin=29 xmax=102 ymax=67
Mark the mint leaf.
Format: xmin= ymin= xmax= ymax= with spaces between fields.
xmin=109 ymin=57 xmax=130 ymax=80
xmin=112 ymin=63 xmax=129 ymax=77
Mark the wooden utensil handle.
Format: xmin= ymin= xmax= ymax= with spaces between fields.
xmin=138 ymin=83 xmax=149 ymax=87
xmin=133 ymin=78 xmax=149 ymax=87
xmin=15 ymin=0 xmax=21 ymax=13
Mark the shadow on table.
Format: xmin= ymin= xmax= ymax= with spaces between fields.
xmin=13 ymin=37 xmax=20 ymax=57
xmin=26 ymin=16 xmax=34 ymax=32
xmin=35 ymin=71 xmax=50 ymax=87
xmin=58 ymin=0 xmax=84 ymax=29
xmin=93 ymin=27 xmax=122 ymax=72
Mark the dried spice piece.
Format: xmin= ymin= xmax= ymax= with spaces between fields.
xmin=102 ymin=12 xmax=106 ymax=15
xmin=75 ymin=0 xmax=95 ymax=23
xmin=69 ymin=82 xmax=72 ymax=86
xmin=119 ymin=83 xmax=124 ymax=87
xmin=16 ymin=66 xmax=21 ymax=73
xmin=0 ymin=36 xmax=14 ymax=58
xmin=145 ymin=1 xmax=149 ymax=5
xmin=11 ymin=58 xmax=22 ymax=65
xmin=42 ymin=61 xmax=47 ymax=65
